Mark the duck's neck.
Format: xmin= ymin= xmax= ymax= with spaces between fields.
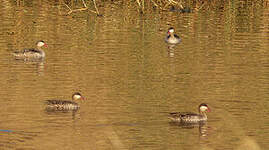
xmin=37 ymin=48 xmax=45 ymax=57
xmin=200 ymin=111 xmax=207 ymax=119
xmin=170 ymin=33 xmax=175 ymax=38
xmin=37 ymin=46 xmax=43 ymax=50
xmin=40 ymin=50 xmax=45 ymax=57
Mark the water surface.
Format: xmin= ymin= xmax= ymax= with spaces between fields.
xmin=0 ymin=1 xmax=268 ymax=150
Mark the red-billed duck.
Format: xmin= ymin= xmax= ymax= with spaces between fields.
xmin=169 ymin=103 xmax=210 ymax=123
xmin=165 ymin=27 xmax=181 ymax=44
xmin=45 ymin=92 xmax=84 ymax=111
xmin=13 ymin=40 xmax=47 ymax=60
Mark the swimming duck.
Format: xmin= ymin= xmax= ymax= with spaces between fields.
xmin=45 ymin=92 xmax=84 ymax=111
xmin=165 ymin=27 xmax=181 ymax=44
xmin=13 ymin=40 xmax=47 ymax=60
xmin=169 ymin=103 xmax=210 ymax=123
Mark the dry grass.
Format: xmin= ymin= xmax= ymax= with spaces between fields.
xmin=61 ymin=0 xmax=269 ymax=15
xmin=61 ymin=0 xmax=101 ymax=15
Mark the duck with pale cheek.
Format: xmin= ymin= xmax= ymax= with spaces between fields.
xmin=46 ymin=92 xmax=85 ymax=111
xmin=165 ymin=27 xmax=181 ymax=44
xmin=169 ymin=103 xmax=210 ymax=123
xmin=13 ymin=40 xmax=48 ymax=60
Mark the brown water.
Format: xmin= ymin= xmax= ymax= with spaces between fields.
xmin=0 ymin=0 xmax=268 ymax=150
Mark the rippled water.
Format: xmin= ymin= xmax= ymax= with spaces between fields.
xmin=0 ymin=1 xmax=268 ymax=150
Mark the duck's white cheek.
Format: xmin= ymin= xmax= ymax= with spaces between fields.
xmin=74 ymin=95 xmax=81 ymax=99
xmin=200 ymin=106 xmax=208 ymax=111
xmin=37 ymin=43 xmax=43 ymax=47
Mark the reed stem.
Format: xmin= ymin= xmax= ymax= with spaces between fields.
xmin=63 ymin=0 xmax=100 ymax=16
xmin=92 ymin=0 xmax=100 ymax=15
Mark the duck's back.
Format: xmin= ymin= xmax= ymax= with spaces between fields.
xmin=13 ymin=49 xmax=45 ymax=60
xmin=46 ymin=100 xmax=79 ymax=111
xmin=169 ymin=112 xmax=206 ymax=123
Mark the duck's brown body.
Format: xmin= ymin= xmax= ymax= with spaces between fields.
xmin=169 ymin=103 xmax=210 ymax=123
xmin=45 ymin=100 xmax=79 ymax=111
xmin=169 ymin=112 xmax=207 ymax=123
xmin=45 ymin=92 xmax=84 ymax=111
xmin=13 ymin=49 xmax=45 ymax=60
xmin=13 ymin=40 xmax=47 ymax=60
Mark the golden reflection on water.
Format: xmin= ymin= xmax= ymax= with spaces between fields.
xmin=0 ymin=0 xmax=268 ymax=150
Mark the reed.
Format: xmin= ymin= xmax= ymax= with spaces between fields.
xmin=62 ymin=0 xmax=100 ymax=16
xmin=61 ymin=0 xmax=269 ymax=15
xmin=135 ymin=0 xmax=269 ymax=13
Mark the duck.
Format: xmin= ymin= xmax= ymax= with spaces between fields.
xmin=13 ymin=40 xmax=47 ymax=60
xmin=45 ymin=92 xmax=84 ymax=111
xmin=169 ymin=103 xmax=210 ymax=123
xmin=165 ymin=27 xmax=181 ymax=44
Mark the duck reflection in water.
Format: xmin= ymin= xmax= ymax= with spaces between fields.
xmin=169 ymin=121 xmax=209 ymax=137
xmin=167 ymin=45 xmax=175 ymax=57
